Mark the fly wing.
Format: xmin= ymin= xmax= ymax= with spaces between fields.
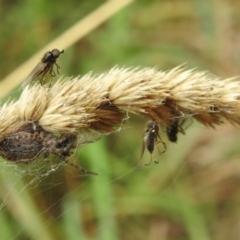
xmin=21 ymin=62 xmax=47 ymax=88
xmin=76 ymin=131 xmax=102 ymax=147
xmin=140 ymin=140 xmax=145 ymax=159
xmin=140 ymin=131 xmax=149 ymax=159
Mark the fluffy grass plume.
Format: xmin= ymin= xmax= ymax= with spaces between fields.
xmin=0 ymin=66 xmax=239 ymax=141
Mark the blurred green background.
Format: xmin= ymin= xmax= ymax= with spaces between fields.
xmin=1 ymin=0 xmax=240 ymax=240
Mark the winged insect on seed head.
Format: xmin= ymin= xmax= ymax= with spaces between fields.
xmin=166 ymin=120 xmax=179 ymax=142
xmin=22 ymin=48 xmax=64 ymax=88
xmin=141 ymin=120 xmax=167 ymax=166
xmin=166 ymin=118 xmax=190 ymax=142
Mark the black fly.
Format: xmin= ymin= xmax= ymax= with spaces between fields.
xmin=166 ymin=118 xmax=192 ymax=142
xmin=22 ymin=49 xmax=64 ymax=88
xmin=141 ymin=120 xmax=167 ymax=166
xmin=166 ymin=120 xmax=181 ymax=142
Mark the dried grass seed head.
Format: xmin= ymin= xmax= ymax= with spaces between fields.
xmin=1 ymin=66 xmax=240 ymax=142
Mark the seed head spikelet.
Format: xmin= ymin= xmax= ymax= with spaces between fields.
xmin=18 ymin=85 xmax=48 ymax=122
xmin=0 ymin=102 xmax=19 ymax=141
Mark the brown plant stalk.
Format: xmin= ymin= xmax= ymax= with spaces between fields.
xmin=1 ymin=66 xmax=240 ymax=141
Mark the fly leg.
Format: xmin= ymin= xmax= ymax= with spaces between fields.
xmin=144 ymin=153 xmax=153 ymax=166
xmin=54 ymin=62 xmax=61 ymax=74
xmin=39 ymin=65 xmax=50 ymax=85
xmin=61 ymin=157 xmax=98 ymax=175
xmin=154 ymin=139 xmax=167 ymax=164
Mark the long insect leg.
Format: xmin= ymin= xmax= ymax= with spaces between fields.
xmin=62 ymin=158 xmax=98 ymax=175
xmin=49 ymin=65 xmax=57 ymax=77
xmin=156 ymin=132 xmax=167 ymax=154
xmin=161 ymin=141 xmax=167 ymax=154
xmin=180 ymin=118 xmax=193 ymax=134
xmin=154 ymin=145 xmax=163 ymax=164
xmin=153 ymin=134 xmax=167 ymax=164
xmin=154 ymin=153 xmax=159 ymax=164
xmin=144 ymin=153 xmax=153 ymax=166
xmin=15 ymin=158 xmax=37 ymax=165
xmin=54 ymin=62 xmax=61 ymax=75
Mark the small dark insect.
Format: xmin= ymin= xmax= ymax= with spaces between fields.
xmin=166 ymin=118 xmax=192 ymax=142
xmin=22 ymin=49 xmax=64 ymax=88
xmin=166 ymin=120 xmax=182 ymax=142
xmin=0 ymin=122 xmax=100 ymax=175
xmin=141 ymin=120 xmax=167 ymax=166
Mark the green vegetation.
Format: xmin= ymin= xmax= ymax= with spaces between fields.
xmin=0 ymin=1 xmax=240 ymax=239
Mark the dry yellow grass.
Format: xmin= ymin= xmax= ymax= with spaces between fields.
xmin=0 ymin=66 xmax=239 ymax=141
